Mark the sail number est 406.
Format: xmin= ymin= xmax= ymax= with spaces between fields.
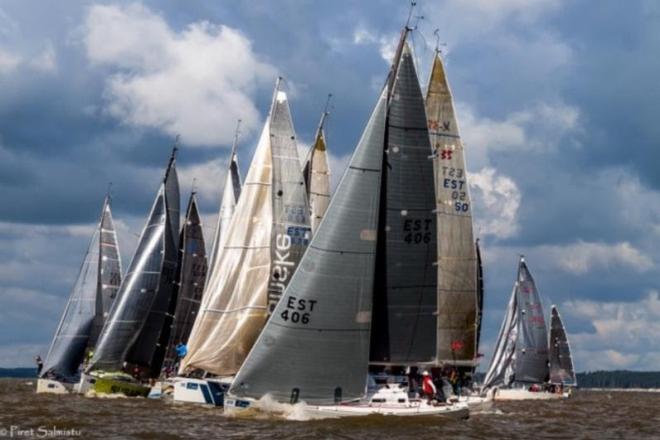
xmin=280 ymin=296 xmax=317 ymax=325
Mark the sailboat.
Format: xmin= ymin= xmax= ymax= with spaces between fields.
xmin=78 ymin=148 xmax=180 ymax=397
xmin=173 ymin=79 xmax=311 ymax=406
xmin=482 ymin=257 xmax=569 ymax=400
xmin=147 ymin=191 xmax=208 ymax=400
xmin=302 ymin=98 xmax=332 ymax=233
xmin=224 ymin=28 xmax=468 ymax=419
xmin=207 ymin=120 xmax=242 ymax=280
xmin=37 ymin=195 xmax=122 ymax=394
xmin=549 ymin=305 xmax=577 ymax=389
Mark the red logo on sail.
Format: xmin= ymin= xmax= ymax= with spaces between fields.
xmin=441 ymin=149 xmax=453 ymax=160
xmin=451 ymin=340 xmax=464 ymax=352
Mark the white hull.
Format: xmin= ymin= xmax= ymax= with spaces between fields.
xmin=493 ymin=388 xmax=570 ymax=401
xmin=172 ymin=377 xmax=227 ymax=406
xmin=36 ymin=379 xmax=72 ymax=394
xmin=458 ymin=394 xmax=493 ymax=411
xmin=147 ymin=379 xmax=174 ymax=399
xmin=225 ymin=395 xmax=469 ymax=420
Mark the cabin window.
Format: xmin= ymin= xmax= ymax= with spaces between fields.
xmin=186 ymin=382 xmax=199 ymax=390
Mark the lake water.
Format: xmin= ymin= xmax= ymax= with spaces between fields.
xmin=1 ymin=379 xmax=658 ymax=439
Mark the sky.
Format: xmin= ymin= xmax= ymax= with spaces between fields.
xmin=0 ymin=0 xmax=659 ymax=372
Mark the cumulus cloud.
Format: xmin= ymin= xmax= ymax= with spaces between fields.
xmin=83 ymin=3 xmax=276 ymax=146
xmin=469 ymin=167 xmax=521 ymax=239
xmin=352 ymin=25 xmax=398 ymax=64
xmin=540 ymin=241 xmax=653 ymax=275
xmin=564 ymin=291 xmax=660 ymax=370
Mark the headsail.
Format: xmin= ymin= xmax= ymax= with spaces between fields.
xmin=231 ymin=88 xmax=388 ymax=404
xmin=41 ymin=197 xmax=119 ymax=379
xmin=208 ymin=121 xmax=242 ymax=279
xmin=370 ymin=36 xmax=438 ymax=365
xmin=303 ymin=98 xmax=332 ymax=233
xmin=180 ymin=81 xmax=310 ymax=376
xmin=425 ymin=51 xmax=478 ymax=365
xmin=162 ymin=193 xmax=208 ymax=370
xmin=549 ymin=305 xmax=576 ymax=386
xmin=88 ymin=150 xmax=179 ymax=377
xmin=481 ymin=284 xmax=518 ymax=389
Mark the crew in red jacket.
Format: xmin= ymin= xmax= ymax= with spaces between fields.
xmin=421 ymin=371 xmax=436 ymax=401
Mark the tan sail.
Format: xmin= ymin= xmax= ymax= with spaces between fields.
xmin=425 ymin=52 xmax=478 ymax=365
xmin=180 ymin=85 xmax=310 ymax=376
xmin=305 ymin=121 xmax=331 ymax=233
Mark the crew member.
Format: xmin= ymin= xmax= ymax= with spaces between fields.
xmin=421 ymin=371 xmax=437 ymax=402
xmin=35 ymin=355 xmax=43 ymax=375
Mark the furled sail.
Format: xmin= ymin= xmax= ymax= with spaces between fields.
xmin=162 ymin=193 xmax=207 ymax=370
xmin=88 ymin=150 xmax=179 ymax=376
xmin=208 ymin=122 xmax=242 ymax=279
xmin=369 ymin=37 xmax=438 ymax=365
xmin=425 ymin=51 xmax=478 ymax=365
xmin=231 ymin=87 xmax=388 ymax=404
xmin=482 ymin=257 xmax=549 ymax=389
xmin=180 ymin=82 xmax=311 ymax=376
xmin=89 ymin=196 xmax=122 ymax=347
xmin=41 ymin=196 xmax=121 ymax=379
xmin=549 ymin=305 xmax=576 ymax=386
xmin=303 ymin=106 xmax=332 ymax=233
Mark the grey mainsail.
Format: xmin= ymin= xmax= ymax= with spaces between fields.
xmin=482 ymin=257 xmax=549 ymax=389
xmin=230 ymin=87 xmax=388 ymax=404
xmin=162 ymin=193 xmax=207 ymax=370
xmin=88 ymin=150 xmax=179 ymax=376
xmin=41 ymin=197 xmax=120 ymax=379
xmin=208 ymin=122 xmax=242 ymax=279
xmin=370 ymin=38 xmax=437 ymax=364
xmin=180 ymin=82 xmax=311 ymax=376
xmin=549 ymin=305 xmax=576 ymax=386
xmin=425 ymin=51 xmax=478 ymax=366
xmin=89 ymin=196 xmax=122 ymax=347
xmin=303 ymin=103 xmax=332 ymax=233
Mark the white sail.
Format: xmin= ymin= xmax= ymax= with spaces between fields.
xmin=208 ymin=123 xmax=242 ymax=279
xmin=180 ymin=84 xmax=310 ymax=376
xmin=425 ymin=51 xmax=478 ymax=365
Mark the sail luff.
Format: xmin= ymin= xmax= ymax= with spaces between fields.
xmin=230 ymin=87 xmax=388 ymax=404
xmin=425 ymin=51 xmax=478 ymax=365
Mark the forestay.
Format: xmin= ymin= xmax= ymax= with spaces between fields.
xmin=180 ymin=85 xmax=310 ymax=376
xmin=425 ymin=52 xmax=478 ymax=365
xmin=230 ymin=88 xmax=388 ymax=404
xmin=89 ymin=151 xmax=179 ymax=376
xmin=549 ymin=305 xmax=576 ymax=386
xmin=370 ymin=41 xmax=437 ymax=365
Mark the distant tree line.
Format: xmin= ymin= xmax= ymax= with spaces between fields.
xmin=576 ymin=371 xmax=660 ymax=389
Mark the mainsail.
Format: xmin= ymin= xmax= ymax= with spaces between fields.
xmin=162 ymin=193 xmax=208 ymax=370
xmin=231 ymin=87 xmax=388 ymax=404
xmin=549 ymin=305 xmax=576 ymax=386
xmin=482 ymin=257 xmax=549 ymax=389
xmin=303 ymin=103 xmax=332 ymax=233
xmin=425 ymin=51 xmax=478 ymax=365
xmin=180 ymin=81 xmax=311 ymax=376
xmin=208 ymin=121 xmax=242 ymax=278
xmin=88 ymin=150 xmax=179 ymax=377
xmin=370 ymin=36 xmax=437 ymax=365
xmin=41 ymin=196 xmax=122 ymax=379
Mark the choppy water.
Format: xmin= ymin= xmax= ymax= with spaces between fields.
xmin=1 ymin=379 xmax=659 ymax=439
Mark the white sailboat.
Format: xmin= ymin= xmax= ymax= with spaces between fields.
xmin=37 ymin=195 xmax=122 ymax=394
xmin=482 ymin=257 xmax=569 ymax=400
xmin=173 ymin=79 xmax=311 ymax=405
xmin=224 ymin=27 xmax=468 ymax=420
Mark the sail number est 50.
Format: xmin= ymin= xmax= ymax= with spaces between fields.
xmin=280 ymin=296 xmax=317 ymax=325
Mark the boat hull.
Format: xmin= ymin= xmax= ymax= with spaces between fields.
xmin=36 ymin=379 xmax=73 ymax=394
xmin=172 ymin=377 xmax=226 ymax=406
xmin=493 ymin=388 xmax=570 ymax=401
xmin=225 ymin=396 xmax=470 ymax=420
xmin=458 ymin=394 xmax=493 ymax=411
xmin=78 ymin=372 xmax=149 ymax=397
